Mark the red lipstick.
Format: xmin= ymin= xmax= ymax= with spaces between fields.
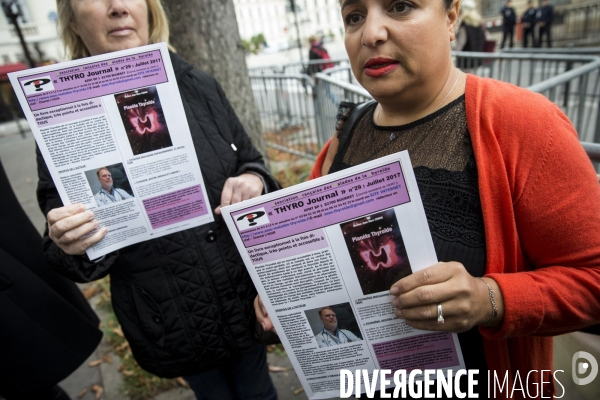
xmin=364 ymin=57 xmax=399 ymax=77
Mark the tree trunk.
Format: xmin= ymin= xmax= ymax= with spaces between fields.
xmin=162 ymin=0 xmax=266 ymax=159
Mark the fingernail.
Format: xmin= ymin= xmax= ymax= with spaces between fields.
xmin=390 ymin=287 xmax=399 ymax=296
xmin=396 ymin=309 xmax=403 ymax=318
xmin=87 ymin=211 xmax=94 ymax=220
xmin=261 ymin=321 xmax=266 ymax=330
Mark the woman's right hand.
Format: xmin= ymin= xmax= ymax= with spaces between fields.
xmin=47 ymin=204 xmax=107 ymax=255
xmin=254 ymin=295 xmax=277 ymax=333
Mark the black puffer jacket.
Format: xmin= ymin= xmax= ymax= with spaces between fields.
xmin=36 ymin=53 xmax=279 ymax=378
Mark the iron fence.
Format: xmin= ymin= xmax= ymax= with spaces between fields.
xmin=248 ymin=58 xmax=350 ymax=76
xmin=251 ymin=52 xmax=600 ymax=160
xmin=249 ymin=73 xmax=318 ymax=159
xmin=527 ymin=58 xmax=600 ymax=142
xmin=582 ymin=141 xmax=600 ymax=163
xmin=454 ymin=52 xmax=600 ymax=142
xmin=313 ymin=74 xmax=371 ymax=149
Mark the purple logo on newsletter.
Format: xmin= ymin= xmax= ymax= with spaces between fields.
xmin=22 ymin=76 xmax=54 ymax=95
xmin=235 ymin=208 xmax=269 ymax=230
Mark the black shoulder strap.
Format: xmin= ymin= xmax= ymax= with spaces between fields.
xmin=332 ymin=100 xmax=376 ymax=167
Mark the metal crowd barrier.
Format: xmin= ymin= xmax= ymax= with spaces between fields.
xmin=249 ymin=73 xmax=318 ymax=159
xmin=248 ymin=58 xmax=350 ymax=76
xmin=582 ymin=141 xmax=600 ymax=163
xmin=500 ymin=48 xmax=600 ymax=56
xmin=251 ymin=51 xmax=600 ymax=161
xmin=454 ymin=51 xmax=600 ymax=142
xmin=313 ymin=73 xmax=372 ymax=148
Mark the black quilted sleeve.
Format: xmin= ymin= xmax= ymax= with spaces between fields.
xmin=212 ymin=80 xmax=281 ymax=193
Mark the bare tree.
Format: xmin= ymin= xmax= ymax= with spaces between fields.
xmin=162 ymin=0 xmax=266 ymax=158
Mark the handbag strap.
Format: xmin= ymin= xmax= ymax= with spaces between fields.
xmin=331 ymin=100 xmax=376 ymax=168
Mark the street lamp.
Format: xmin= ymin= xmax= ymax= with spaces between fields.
xmin=288 ymin=0 xmax=304 ymax=66
xmin=1 ymin=0 xmax=35 ymax=67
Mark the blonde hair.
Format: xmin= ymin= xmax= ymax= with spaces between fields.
xmin=56 ymin=0 xmax=173 ymax=60
xmin=460 ymin=1 xmax=482 ymax=28
xmin=461 ymin=11 xmax=482 ymax=27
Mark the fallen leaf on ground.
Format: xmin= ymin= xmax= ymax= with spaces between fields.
xmin=111 ymin=327 xmax=124 ymax=337
xmin=77 ymin=387 xmax=88 ymax=398
xmin=268 ymin=365 xmax=289 ymax=372
xmin=116 ymin=341 xmax=129 ymax=351
xmin=293 ymin=387 xmax=305 ymax=395
xmin=176 ymin=377 xmax=189 ymax=388
xmin=121 ymin=369 xmax=134 ymax=376
xmin=88 ymin=359 xmax=103 ymax=367
xmin=91 ymin=384 xmax=103 ymax=400
xmin=102 ymin=354 xmax=112 ymax=364
xmin=83 ymin=284 xmax=100 ymax=299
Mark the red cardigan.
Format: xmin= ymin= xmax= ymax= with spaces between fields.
xmin=310 ymin=75 xmax=600 ymax=398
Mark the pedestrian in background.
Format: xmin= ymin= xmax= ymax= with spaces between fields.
xmin=537 ymin=0 xmax=555 ymax=47
xmin=455 ymin=0 xmax=486 ymax=72
xmin=521 ymin=0 xmax=537 ymax=48
xmin=307 ymin=34 xmax=339 ymax=105
xmin=307 ymin=35 xmax=334 ymax=76
xmin=500 ymin=0 xmax=517 ymax=49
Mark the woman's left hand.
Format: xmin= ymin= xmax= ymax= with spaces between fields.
xmin=390 ymin=262 xmax=504 ymax=333
xmin=214 ymin=173 xmax=264 ymax=214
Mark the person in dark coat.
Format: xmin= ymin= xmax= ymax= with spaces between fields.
xmin=0 ymin=159 xmax=102 ymax=400
xmin=537 ymin=0 xmax=555 ymax=47
xmin=43 ymin=1 xmax=280 ymax=399
xmin=521 ymin=0 xmax=538 ymax=48
xmin=455 ymin=0 xmax=486 ymax=71
xmin=500 ymin=0 xmax=517 ymax=49
xmin=307 ymin=35 xmax=334 ymax=77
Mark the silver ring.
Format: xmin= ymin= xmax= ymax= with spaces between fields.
xmin=437 ymin=303 xmax=445 ymax=324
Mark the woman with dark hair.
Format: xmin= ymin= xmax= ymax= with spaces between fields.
xmin=39 ymin=1 xmax=279 ymax=398
xmin=257 ymin=0 xmax=600 ymax=397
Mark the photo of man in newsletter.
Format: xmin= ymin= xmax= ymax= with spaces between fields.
xmin=340 ymin=209 xmax=412 ymax=295
xmin=114 ymin=85 xmax=172 ymax=155
xmin=85 ymin=163 xmax=134 ymax=207
xmin=306 ymin=303 xmax=363 ymax=348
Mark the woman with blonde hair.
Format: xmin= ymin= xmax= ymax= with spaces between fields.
xmin=40 ymin=1 xmax=279 ymax=398
xmin=455 ymin=0 xmax=487 ymax=71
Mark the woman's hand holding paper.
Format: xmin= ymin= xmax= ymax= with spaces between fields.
xmin=47 ymin=204 xmax=107 ymax=255
xmin=390 ymin=262 xmax=504 ymax=332
xmin=254 ymin=295 xmax=277 ymax=334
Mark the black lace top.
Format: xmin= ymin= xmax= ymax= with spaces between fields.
xmin=329 ymin=96 xmax=489 ymax=394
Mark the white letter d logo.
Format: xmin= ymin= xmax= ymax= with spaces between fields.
xmin=572 ymin=351 xmax=598 ymax=386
